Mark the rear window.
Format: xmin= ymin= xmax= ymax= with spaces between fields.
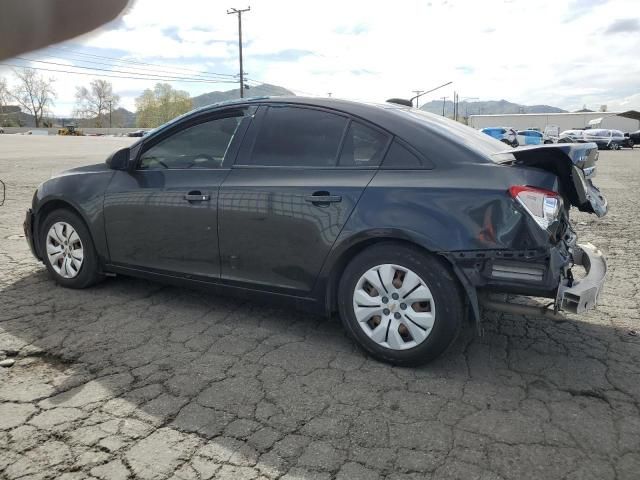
xmin=396 ymin=109 xmax=515 ymax=161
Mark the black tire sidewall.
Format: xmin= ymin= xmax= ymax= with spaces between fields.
xmin=40 ymin=209 xmax=100 ymax=288
xmin=338 ymin=243 xmax=463 ymax=366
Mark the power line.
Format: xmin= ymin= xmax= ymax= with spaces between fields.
xmin=38 ymin=52 xmax=236 ymax=81
xmin=13 ymin=57 xmax=237 ymax=83
xmin=0 ymin=62 xmax=236 ymax=83
xmin=46 ymin=46 xmax=238 ymax=79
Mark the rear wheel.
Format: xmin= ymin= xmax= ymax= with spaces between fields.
xmin=40 ymin=209 xmax=102 ymax=288
xmin=628 ymin=139 xmax=634 ymax=148
xmin=337 ymin=243 xmax=463 ymax=366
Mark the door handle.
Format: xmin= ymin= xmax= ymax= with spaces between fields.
xmin=184 ymin=191 xmax=210 ymax=202
xmin=304 ymin=192 xmax=342 ymax=204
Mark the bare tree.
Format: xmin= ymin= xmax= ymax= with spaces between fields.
xmin=75 ymin=79 xmax=119 ymax=127
xmin=0 ymin=77 xmax=9 ymax=113
xmin=11 ymin=68 xmax=56 ymax=128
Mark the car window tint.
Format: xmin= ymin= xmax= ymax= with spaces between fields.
xmin=381 ymin=140 xmax=431 ymax=169
xmin=245 ymin=106 xmax=347 ymax=167
xmin=139 ymin=116 xmax=242 ymax=170
xmin=339 ymin=121 xmax=389 ymax=167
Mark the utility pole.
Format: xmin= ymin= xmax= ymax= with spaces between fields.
xmin=409 ymin=81 xmax=452 ymax=107
xmin=107 ymin=100 xmax=113 ymax=130
xmin=227 ymin=6 xmax=250 ymax=98
xmin=441 ymin=96 xmax=447 ymax=117
xmin=412 ymin=90 xmax=424 ymax=108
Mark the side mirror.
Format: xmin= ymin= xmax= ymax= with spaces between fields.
xmin=106 ymin=147 xmax=131 ymax=171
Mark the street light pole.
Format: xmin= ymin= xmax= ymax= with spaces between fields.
xmin=409 ymin=81 xmax=452 ymax=107
xmin=227 ymin=6 xmax=251 ymax=98
xmin=441 ymin=96 xmax=447 ymax=116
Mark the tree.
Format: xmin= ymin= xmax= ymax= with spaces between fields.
xmin=135 ymin=83 xmax=192 ymax=128
xmin=11 ymin=68 xmax=56 ymax=127
xmin=0 ymin=77 xmax=9 ymax=113
xmin=74 ymin=79 xmax=119 ymax=127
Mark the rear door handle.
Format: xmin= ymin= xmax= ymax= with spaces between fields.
xmin=304 ymin=193 xmax=342 ymax=204
xmin=184 ymin=191 xmax=210 ymax=202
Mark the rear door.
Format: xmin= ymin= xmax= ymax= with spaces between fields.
xmin=218 ymin=104 xmax=391 ymax=293
xmin=104 ymin=107 xmax=253 ymax=279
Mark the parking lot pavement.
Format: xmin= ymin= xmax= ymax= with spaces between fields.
xmin=1 ymin=136 xmax=639 ymax=480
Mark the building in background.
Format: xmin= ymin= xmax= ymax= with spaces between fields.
xmin=469 ymin=111 xmax=640 ymax=132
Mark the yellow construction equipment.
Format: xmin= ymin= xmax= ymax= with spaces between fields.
xmin=58 ymin=125 xmax=84 ymax=136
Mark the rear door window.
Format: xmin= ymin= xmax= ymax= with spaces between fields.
xmin=242 ymin=106 xmax=347 ymax=167
xmin=338 ymin=121 xmax=390 ymax=167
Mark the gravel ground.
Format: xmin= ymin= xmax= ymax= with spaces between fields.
xmin=1 ymin=136 xmax=639 ymax=480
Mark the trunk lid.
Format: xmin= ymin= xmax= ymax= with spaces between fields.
xmin=493 ymin=143 xmax=607 ymax=217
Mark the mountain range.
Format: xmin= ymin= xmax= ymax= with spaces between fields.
xmin=2 ymin=83 xmax=572 ymax=128
xmin=419 ymin=99 xmax=567 ymax=117
xmin=191 ymin=83 xmax=295 ymax=108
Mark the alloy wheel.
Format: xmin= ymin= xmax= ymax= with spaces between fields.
xmin=352 ymin=264 xmax=436 ymax=350
xmin=46 ymin=221 xmax=84 ymax=279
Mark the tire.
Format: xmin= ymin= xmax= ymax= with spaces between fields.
xmin=337 ymin=243 xmax=464 ymax=366
xmin=40 ymin=209 xmax=102 ymax=288
xmin=544 ymin=140 xmax=553 ymax=144
xmin=627 ymin=139 xmax=634 ymax=148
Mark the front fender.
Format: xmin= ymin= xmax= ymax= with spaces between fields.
xmin=32 ymin=169 xmax=114 ymax=264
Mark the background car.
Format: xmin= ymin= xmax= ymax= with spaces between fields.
xmin=624 ymin=131 xmax=638 ymax=148
xmin=516 ymin=129 xmax=554 ymax=145
xmin=557 ymin=129 xmax=586 ymax=143
xmin=583 ymin=129 xmax=626 ymax=150
xmin=480 ymin=127 xmax=518 ymax=147
xmin=126 ymin=129 xmax=148 ymax=137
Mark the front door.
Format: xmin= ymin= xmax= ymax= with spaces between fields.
xmin=218 ymin=105 xmax=391 ymax=293
xmin=104 ymin=110 xmax=251 ymax=279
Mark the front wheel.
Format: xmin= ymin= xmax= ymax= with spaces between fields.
xmin=337 ymin=243 xmax=464 ymax=366
xmin=40 ymin=209 xmax=102 ymax=288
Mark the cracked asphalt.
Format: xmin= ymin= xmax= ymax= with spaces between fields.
xmin=1 ymin=136 xmax=639 ymax=480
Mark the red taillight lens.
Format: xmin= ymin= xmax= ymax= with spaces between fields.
xmin=509 ymin=185 xmax=561 ymax=230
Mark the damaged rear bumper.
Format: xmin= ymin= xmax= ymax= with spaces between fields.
xmin=556 ymin=242 xmax=607 ymax=314
xmin=445 ymin=240 xmax=607 ymax=322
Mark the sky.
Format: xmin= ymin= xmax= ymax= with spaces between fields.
xmin=1 ymin=0 xmax=639 ymax=117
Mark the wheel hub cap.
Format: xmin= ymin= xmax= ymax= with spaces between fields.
xmin=352 ymin=263 xmax=436 ymax=351
xmin=46 ymin=221 xmax=84 ymax=279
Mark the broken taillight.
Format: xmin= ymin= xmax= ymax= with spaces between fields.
xmin=509 ymin=185 xmax=561 ymax=230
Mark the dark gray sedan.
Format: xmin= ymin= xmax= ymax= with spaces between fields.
xmin=24 ymin=97 xmax=608 ymax=365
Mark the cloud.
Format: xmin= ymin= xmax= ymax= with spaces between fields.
xmin=3 ymin=0 xmax=639 ymax=116
xmin=249 ymin=49 xmax=314 ymax=62
xmin=604 ymin=18 xmax=640 ymax=34
xmin=564 ymin=0 xmax=609 ymax=22
xmin=334 ymin=24 xmax=369 ymax=35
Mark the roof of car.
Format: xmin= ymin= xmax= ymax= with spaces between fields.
xmin=152 ymin=96 xmax=512 ymax=167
